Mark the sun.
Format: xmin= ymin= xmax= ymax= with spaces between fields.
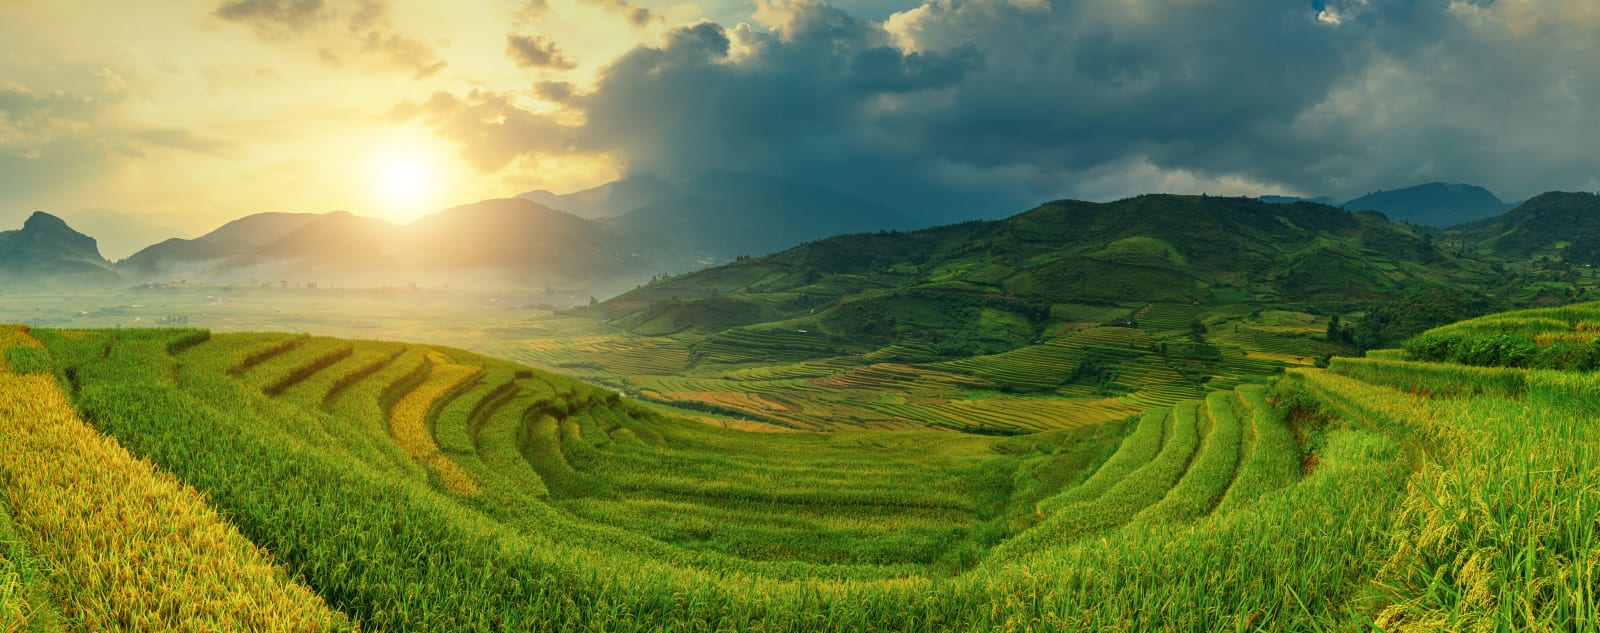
xmin=368 ymin=148 xmax=441 ymax=220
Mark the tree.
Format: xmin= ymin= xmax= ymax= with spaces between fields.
xmin=1188 ymin=319 xmax=1208 ymax=344
xmin=1326 ymin=314 xmax=1355 ymax=347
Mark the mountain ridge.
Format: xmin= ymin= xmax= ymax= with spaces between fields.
xmin=1340 ymin=182 xmax=1511 ymax=228
xmin=0 ymin=211 xmax=118 ymax=284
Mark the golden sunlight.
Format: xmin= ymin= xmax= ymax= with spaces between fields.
xmin=369 ymin=148 xmax=440 ymax=219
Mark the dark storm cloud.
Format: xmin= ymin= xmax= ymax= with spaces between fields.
xmin=402 ymin=0 xmax=1600 ymax=220
xmin=506 ymin=34 xmax=578 ymax=70
xmin=214 ymin=0 xmax=446 ymax=79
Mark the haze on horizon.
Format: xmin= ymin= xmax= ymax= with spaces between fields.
xmin=3 ymin=0 xmax=1600 ymax=241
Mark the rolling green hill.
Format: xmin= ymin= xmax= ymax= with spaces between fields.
xmin=5 ymin=300 xmax=1598 ymax=629
xmin=559 ymin=194 xmax=1502 ymax=385
xmin=612 ymin=194 xmax=1493 ymax=309
xmin=1452 ymin=191 xmax=1600 ymax=263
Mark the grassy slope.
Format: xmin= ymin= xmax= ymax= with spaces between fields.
xmin=2 ymin=296 xmax=1595 ymax=629
xmin=0 ymin=326 xmax=347 ymax=632
xmin=507 ymin=194 xmax=1507 ymax=433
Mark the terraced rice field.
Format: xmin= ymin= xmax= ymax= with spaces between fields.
xmin=692 ymin=327 xmax=863 ymax=366
xmin=493 ymin=317 xmax=1290 ymax=433
xmin=3 ymin=312 xmax=1594 ymax=629
xmin=1133 ymin=302 xmax=1207 ymax=334
xmin=0 ymin=327 xmax=347 ymax=631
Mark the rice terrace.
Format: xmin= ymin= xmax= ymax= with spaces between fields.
xmin=5 ymin=0 xmax=1600 ymax=631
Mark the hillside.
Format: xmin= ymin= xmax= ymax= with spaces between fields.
xmin=455 ymin=195 xmax=1513 ymax=431
xmin=586 ymin=194 xmax=1500 ymax=367
xmin=617 ymin=194 xmax=1493 ymax=308
xmin=1451 ymin=191 xmax=1600 ymax=263
xmin=0 ymin=212 xmax=118 ymax=285
xmin=4 ymin=305 xmax=1596 ymax=628
xmin=1342 ymin=182 xmax=1510 ymax=228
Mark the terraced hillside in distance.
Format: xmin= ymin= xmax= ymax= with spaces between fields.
xmin=482 ymin=302 xmax=1335 ymax=433
xmin=4 ymin=303 xmax=1597 ymax=629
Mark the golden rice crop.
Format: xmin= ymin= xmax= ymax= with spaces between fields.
xmin=389 ymin=351 xmax=483 ymax=496
xmin=0 ymin=327 xmax=347 ymax=632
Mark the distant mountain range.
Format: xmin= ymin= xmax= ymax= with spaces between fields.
xmin=526 ymin=171 xmax=915 ymax=258
xmin=3 ymin=179 xmax=1598 ymax=299
xmin=1262 ymin=182 xmax=1513 ymax=228
xmin=115 ymin=199 xmax=683 ymax=292
xmin=1341 ymin=182 xmax=1511 ymax=228
xmin=586 ymin=194 xmax=1513 ymax=358
xmin=613 ymin=193 xmax=1493 ymax=310
xmin=519 ymin=175 xmax=679 ymax=219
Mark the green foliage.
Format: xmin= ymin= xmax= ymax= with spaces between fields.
xmin=2 ymin=347 xmax=48 ymax=375
xmin=1402 ymin=300 xmax=1600 ymax=370
xmin=608 ymin=194 xmax=1499 ymax=346
xmin=1290 ymin=362 xmax=1600 ymax=629
xmin=1349 ymin=288 xmax=1492 ymax=351
xmin=42 ymin=312 xmax=1600 ymax=630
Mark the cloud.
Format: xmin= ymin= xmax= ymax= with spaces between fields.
xmin=506 ymin=34 xmax=578 ymax=70
xmin=213 ymin=0 xmax=326 ymax=36
xmin=0 ymin=77 xmax=239 ymax=226
xmin=387 ymin=90 xmax=576 ymax=172
xmin=534 ymin=80 xmax=576 ymax=102
xmin=127 ymin=128 xmax=238 ymax=156
xmin=582 ymin=0 xmax=655 ymax=27
xmin=402 ymin=0 xmax=1600 ymax=220
xmin=213 ymin=0 xmax=446 ymax=79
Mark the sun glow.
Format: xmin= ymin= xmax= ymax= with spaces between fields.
xmin=366 ymin=149 xmax=435 ymax=211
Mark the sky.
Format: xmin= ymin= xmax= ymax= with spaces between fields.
xmin=3 ymin=0 xmax=1600 ymax=244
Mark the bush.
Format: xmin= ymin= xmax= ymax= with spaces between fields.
xmin=1449 ymin=334 xmax=1537 ymax=368
xmin=1530 ymin=338 xmax=1600 ymax=371
xmin=1403 ymin=333 xmax=1458 ymax=363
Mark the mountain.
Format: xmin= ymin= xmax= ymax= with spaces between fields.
xmin=119 ymin=212 xmax=334 ymax=279
xmin=518 ymin=175 xmax=678 ymax=219
xmin=608 ymin=171 xmax=915 ymax=260
xmin=592 ymin=195 xmax=1499 ymax=354
xmin=1451 ymin=191 xmax=1600 ymax=264
xmin=119 ymin=199 xmax=688 ymax=291
xmin=400 ymin=198 xmax=684 ymax=286
xmin=1341 ymin=182 xmax=1510 ymax=228
xmin=57 ymin=209 xmax=192 ymax=261
xmin=0 ymin=211 xmax=118 ymax=284
xmin=618 ymin=194 xmax=1492 ymax=306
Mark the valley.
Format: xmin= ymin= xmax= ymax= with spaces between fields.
xmin=7 ymin=1 xmax=1599 ymax=628
xmin=5 ymin=297 xmax=1599 ymax=629
xmin=6 ymin=193 xmax=1600 ymax=630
